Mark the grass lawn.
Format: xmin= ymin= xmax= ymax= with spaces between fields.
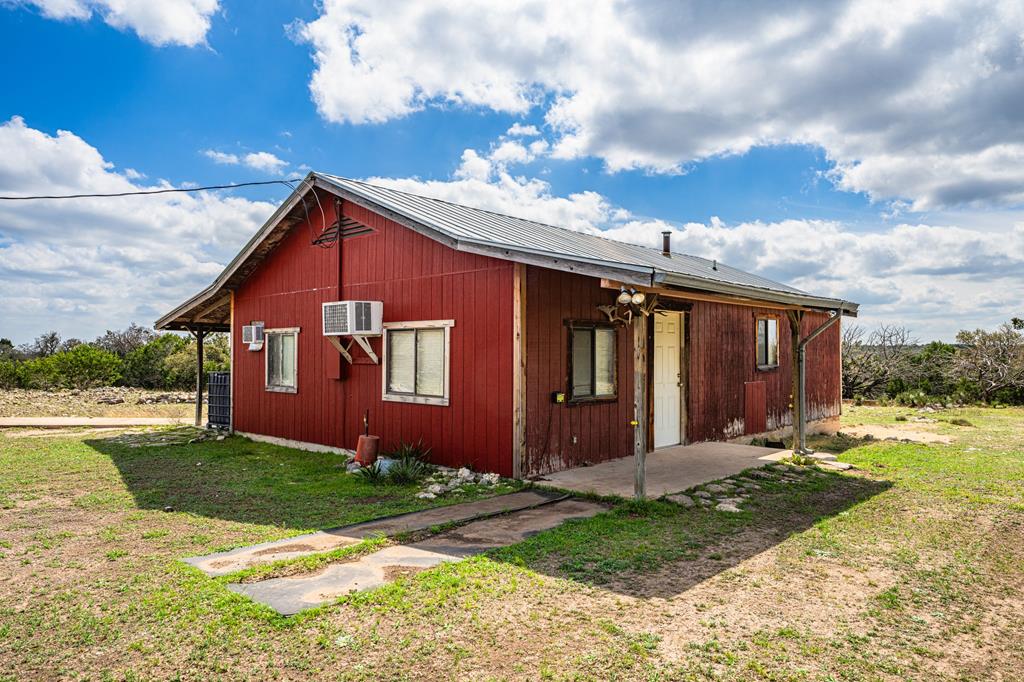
xmin=1 ymin=407 xmax=1023 ymax=680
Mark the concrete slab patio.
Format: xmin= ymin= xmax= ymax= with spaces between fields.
xmin=187 ymin=489 xmax=566 ymax=577
xmin=228 ymin=498 xmax=604 ymax=615
xmin=538 ymin=441 xmax=791 ymax=498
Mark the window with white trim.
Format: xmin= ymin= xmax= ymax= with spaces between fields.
xmin=756 ymin=318 xmax=779 ymax=369
xmin=383 ymin=320 xmax=453 ymax=406
xmin=265 ymin=328 xmax=298 ymax=392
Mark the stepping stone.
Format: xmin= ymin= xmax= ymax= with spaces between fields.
xmin=820 ymin=461 xmax=853 ymax=471
xmin=704 ymin=483 xmax=731 ymax=493
xmin=666 ymin=494 xmax=694 ymax=507
xmin=185 ymin=490 xmax=564 ymax=577
xmin=693 ymin=491 xmax=712 ymax=499
xmin=809 ymin=453 xmax=838 ymax=462
xmin=229 ymin=499 xmax=605 ymax=615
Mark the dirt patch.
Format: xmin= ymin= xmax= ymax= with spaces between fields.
xmin=843 ymin=424 xmax=952 ymax=444
xmin=252 ymin=543 xmax=317 ymax=556
xmin=382 ymin=564 xmax=430 ymax=581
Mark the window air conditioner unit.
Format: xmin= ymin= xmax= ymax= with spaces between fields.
xmin=241 ymin=322 xmax=264 ymax=351
xmin=322 ymin=301 xmax=383 ymax=337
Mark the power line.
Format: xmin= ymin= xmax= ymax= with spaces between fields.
xmin=0 ymin=179 xmax=304 ymax=201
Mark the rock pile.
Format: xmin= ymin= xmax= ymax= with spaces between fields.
xmin=415 ymin=467 xmax=503 ymax=499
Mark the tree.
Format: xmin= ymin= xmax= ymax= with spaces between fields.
xmin=841 ymin=324 xmax=916 ymax=398
xmin=951 ymin=323 xmax=1024 ymax=402
xmin=22 ymin=331 xmax=61 ymax=358
xmin=94 ymin=323 xmax=156 ymax=358
xmin=0 ymin=338 xmax=16 ymax=361
xmin=163 ymin=334 xmax=230 ymax=389
xmin=123 ymin=334 xmax=187 ymax=388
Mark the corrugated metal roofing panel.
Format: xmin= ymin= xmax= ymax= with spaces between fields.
xmin=317 ymin=174 xmax=814 ymax=298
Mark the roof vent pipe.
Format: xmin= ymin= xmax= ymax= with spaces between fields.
xmin=661 ymin=231 xmax=671 ymax=256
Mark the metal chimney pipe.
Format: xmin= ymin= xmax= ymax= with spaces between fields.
xmin=661 ymin=231 xmax=671 ymax=256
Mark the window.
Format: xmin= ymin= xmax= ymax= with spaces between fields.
xmin=382 ymin=320 xmax=453 ymax=406
xmin=568 ymin=323 xmax=617 ymax=401
xmin=265 ymin=328 xmax=299 ymax=392
xmin=756 ymin=318 xmax=779 ymax=369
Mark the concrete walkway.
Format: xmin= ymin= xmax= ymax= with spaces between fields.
xmin=187 ymin=489 xmax=566 ymax=577
xmin=0 ymin=417 xmax=192 ymax=428
xmin=539 ymin=441 xmax=790 ymax=498
xmin=228 ymin=498 xmax=604 ymax=615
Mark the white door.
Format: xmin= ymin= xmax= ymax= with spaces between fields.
xmin=653 ymin=312 xmax=682 ymax=448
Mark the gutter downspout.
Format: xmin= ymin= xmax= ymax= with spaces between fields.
xmin=795 ymin=308 xmax=844 ymax=453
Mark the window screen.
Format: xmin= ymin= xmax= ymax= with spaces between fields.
xmin=266 ymin=330 xmax=297 ymax=391
xmin=569 ymin=324 xmax=617 ymax=400
xmin=756 ymin=318 xmax=779 ymax=368
xmin=384 ymin=323 xmax=450 ymax=404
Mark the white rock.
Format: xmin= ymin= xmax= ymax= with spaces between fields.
xmin=715 ymin=502 xmax=742 ymax=513
xmin=457 ymin=467 xmax=474 ymax=480
xmin=426 ymin=484 xmax=446 ymax=495
xmin=704 ymin=483 xmax=729 ymax=493
xmin=666 ymin=494 xmax=695 ymax=507
xmin=416 ymin=492 xmax=436 ymax=500
xmin=692 ymin=490 xmax=712 ymax=499
xmin=480 ymin=473 xmax=501 ymax=486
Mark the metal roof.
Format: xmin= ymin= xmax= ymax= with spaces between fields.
xmin=316 ymin=174 xmax=857 ymax=314
xmin=156 ymin=172 xmax=857 ymax=330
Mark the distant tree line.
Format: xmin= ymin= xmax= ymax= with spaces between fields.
xmin=842 ymin=318 xmax=1024 ymax=405
xmin=0 ymin=324 xmax=229 ymax=391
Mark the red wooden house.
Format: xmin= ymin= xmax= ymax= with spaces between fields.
xmin=157 ymin=174 xmax=858 ymax=478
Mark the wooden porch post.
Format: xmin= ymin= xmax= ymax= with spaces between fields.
xmin=194 ymin=329 xmax=205 ymax=428
xmin=633 ymin=315 xmax=649 ymax=499
xmin=786 ymin=310 xmax=803 ymax=451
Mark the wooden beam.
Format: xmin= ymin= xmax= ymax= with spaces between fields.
xmin=512 ymin=263 xmax=527 ymax=480
xmin=633 ymin=315 xmax=649 ymax=499
xmin=601 ymin=279 xmax=810 ymax=313
xmin=787 ymin=310 xmax=803 ymax=450
xmin=194 ymin=329 xmax=205 ymax=428
xmin=229 ymin=292 xmax=235 ymax=432
xmin=194 ymin=294 xmax=231 ymax=322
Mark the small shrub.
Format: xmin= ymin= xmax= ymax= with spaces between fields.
xmin=48 ymin=344 xmax=123 ymax=388
xmin=387 ymin=439 xmax=432 ymax=461
xmin=352 ymin=461 xmax=387 ymax=484
xmin=948 ymin=417 xmax=975 ymax=427
xmin=894 ymin=414 xmax=907 ymax=422
xmin=0 ymin=360 xmax=17 ymax=389
xmin=893 ymin=389 xmax=931 ymax=407
xmin=386 ymin=457 xmax=433 ymax=485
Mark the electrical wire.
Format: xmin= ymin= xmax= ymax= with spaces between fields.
xmin=0 ymin=179 xmax=303 ymax=201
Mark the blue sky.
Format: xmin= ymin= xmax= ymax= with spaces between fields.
xmin=2 ymin=0 xmax=1023 ymax=343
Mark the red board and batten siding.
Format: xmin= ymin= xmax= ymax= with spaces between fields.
xmin=232 ymin=199 xmax=516 ymax=476
xmin=686 ymin=302 xmax=841 ymax=443
xmin=522 ymin=266 xmax=634 ymax=477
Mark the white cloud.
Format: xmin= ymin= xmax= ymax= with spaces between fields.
xmin=202 ymin=149 xmax=239 ymax=165
xmin=0 ymin=117 xmax=274 ymax=342
xmin=240 ymin=151 xmax=288 ymax=174
xmin=366 ymin=146 xmax=1024 ymax=341
xmin=506 ymin=123 xmax=540 ymax=137
xmin=296 ymin=0 xmax=1024 ymax=210
xmin=202 ymin=149 xmax=288 ymax=174
xmin=18 ymin=0 xmax=219 ymax=47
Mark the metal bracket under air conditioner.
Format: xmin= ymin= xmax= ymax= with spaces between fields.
xmin=326 ymin=335 xmax=379 ymax=364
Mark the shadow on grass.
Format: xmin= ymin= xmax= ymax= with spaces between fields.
xmin=487 ymin=468 xmax=891 ymax=599
xmin=84 ymin=433 xmax=475 ymax=532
